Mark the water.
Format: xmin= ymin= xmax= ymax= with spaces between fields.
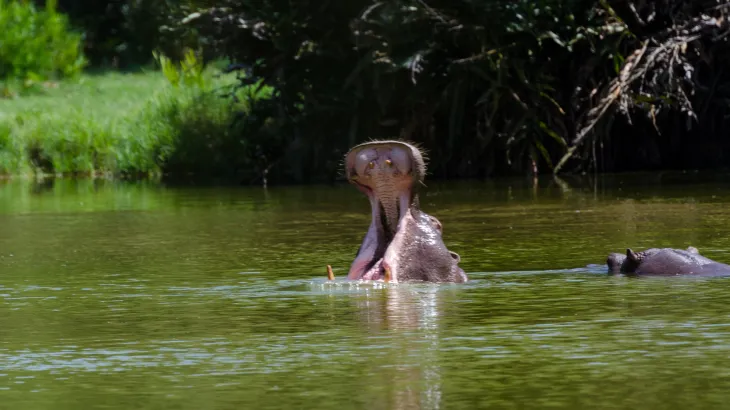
xmin=1 ymin=172 xmax=730 ymax=409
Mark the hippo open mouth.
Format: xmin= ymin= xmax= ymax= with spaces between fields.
xmin=344 ymin=140 xmax=466 ymax=283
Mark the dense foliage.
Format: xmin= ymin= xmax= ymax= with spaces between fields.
xmin=29 ymin=0 xmax=177 ymax=68
xmin=165 ymin=0 xmax=730 ymax=183
xmin=0 ymin=0 xmax=86 ymax=82
xmin=3 ymin=0 xmax=730 ymax=183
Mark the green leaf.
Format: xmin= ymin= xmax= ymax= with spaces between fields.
xmin=539 ymin=121 xmax=567 ymax=147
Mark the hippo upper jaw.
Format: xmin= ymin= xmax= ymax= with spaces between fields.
xmin=345 ymin=158 xmax=414 ymax=281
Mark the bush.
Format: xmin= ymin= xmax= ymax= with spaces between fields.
xmin=147 ymin=50 xmax=277 ymax=182
xmin=0 ymin=0 xmax=86 ymax=82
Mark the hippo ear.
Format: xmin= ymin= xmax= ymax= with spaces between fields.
xmin=429 ymin=215 xmax=443 ymax=234
xmin=687 ymin=246 xmax=699 ymax=254
xmin=626 ymin=248 xmax=640 ymax=263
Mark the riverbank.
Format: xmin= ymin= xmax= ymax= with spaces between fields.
xmin=0 ymin=64 xmax=268 ymax=180
xmin=3 ymin=63 xmax=728 ymax=186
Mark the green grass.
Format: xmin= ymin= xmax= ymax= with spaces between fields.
xmin=0 ymin=71 xmax=167 ymax=119
xmin=0 ymin=64 xmax=268 ymax=178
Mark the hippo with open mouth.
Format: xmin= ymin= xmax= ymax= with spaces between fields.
xmin=341 ymin=140 xmax=467 ymax=283
xmin=606 ymin=246 xmax=730 ymax=276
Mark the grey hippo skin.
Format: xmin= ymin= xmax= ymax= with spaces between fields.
xmin=607 ymin=246 xmax=730 ymax=276
xmin=344 ymin=140 xmax=467 ymax=283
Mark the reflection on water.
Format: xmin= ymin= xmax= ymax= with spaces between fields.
xmin=1 ymin=173 xmax=730 ymax=409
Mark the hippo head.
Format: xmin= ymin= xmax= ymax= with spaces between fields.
xmin=606 ymin=249 xmax=650 ymax=273
xmin=344 ymin=140 xmax=467 ymax=283
xmin=606 ymin=246 xmax=700 ymax=274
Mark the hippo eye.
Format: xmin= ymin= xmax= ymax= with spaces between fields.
xmin=428 ymin=216 xmax=442 ymax=232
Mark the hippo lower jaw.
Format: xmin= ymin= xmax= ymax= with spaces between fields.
xmin=349 ymin=206 xmax=428 ymax=282
xmin=360 ymin=258 xmax=385 ymax=281
xmin=346 ymin=196 xmax=418 ymax=282
xmin=344 ymin=140 xmax=466 ymax=283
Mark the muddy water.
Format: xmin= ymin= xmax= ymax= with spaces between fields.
xmin=1 ymin=173 xmax=730 ymax=409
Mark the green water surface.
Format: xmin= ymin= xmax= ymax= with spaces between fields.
xmin=2 ymin=172 xmax=730 ymax=409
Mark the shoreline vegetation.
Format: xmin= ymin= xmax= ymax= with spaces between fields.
xmin=2 ymin=1 xmax=730 ymax=185
xmin=0 ymin=53 xmax=274 ymax=183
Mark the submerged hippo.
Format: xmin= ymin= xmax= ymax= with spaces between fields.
xmin=343 ymin=140 xmax=467 ymax=283
xmin=607 ymin=246 xmax=730 ymax=276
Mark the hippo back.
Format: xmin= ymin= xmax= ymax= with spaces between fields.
xmin=635 ymin=248 xmax=730 ymax=276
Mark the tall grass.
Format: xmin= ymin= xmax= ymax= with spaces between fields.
xmin=0 ymin=53 xmax=271 ymax=178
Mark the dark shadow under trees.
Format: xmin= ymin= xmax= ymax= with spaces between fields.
xmin=160 ymin=0 xmax=730 ymax=184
